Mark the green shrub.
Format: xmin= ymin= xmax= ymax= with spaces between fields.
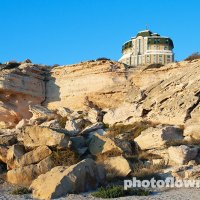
xmin=11 ymin=187 xmax=31 ymax=195
xmin=96 ymin=57 xmax=111 ymax=61
xmin=185 ymin=52 xmax=200 ymax=61
xmin=92 ymin=186 xmax=150 ymax=198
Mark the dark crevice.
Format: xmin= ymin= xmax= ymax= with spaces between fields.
xmin=184 ymin=91 xmax=200 ymax=122
xmin=141 ymin=109 xmax=152 ymax=118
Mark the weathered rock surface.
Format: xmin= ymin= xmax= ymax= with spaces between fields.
xmin=6 ymin=145 xmax=26 ymax=169
xmin=103 ymin=156 xmax=131 ymax=177
xmin=0 ymin=63 xmax=46 ymax=128
xmin=184 ymin=104 xmax=200 ymax=140
xmin=0 ymin=59 xmax=200 ymax=129
xmin=80 ymin=122 xmax=104 ymax=135
xmin=7 ymin=156 xmax=53 ymax=186
xmin=18 ymin=146 xmax=52 ymax=167
xmin=29 ymin=105 xmax=57 ymax=125
xmin=134 ymin=125 xmax=183 ymax=150
xmin=45 ymin=60 xmax=130 ymax=111
xmin=30 ymin=158 xmax=106 ymax=199
xmin=129 ymin=60 xmax=200 ymax=126
xmin=103 ymin=103 xmax=142 ymax=125
xmin=0 ymin=132 xmax=17 ymax=146
xmin=18 ymin=126 xmax=70 ymax=148
xmin=88 ymin=133 xmax=123 ymax=155
xmin=168 ymin=145 xmax=198 ymax=165
xmin=172 ymin=165 xmax=200 ymax=180
xmin=0 ymin=59 xmax=200 ymax=196
xmin=65 ymin=119 xmax=80 ymax=135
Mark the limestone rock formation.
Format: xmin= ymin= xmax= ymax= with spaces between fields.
xmin=30 ymin=158 xmax=106 ymax=199
xmin=168 ymin=145 xmax=198 ymax=165
xmin=7 ymin=156 xmax=53 ymax=186
xmin=0 ymin=58 xmax=200 ymax=197
xmin=18 ymin=146 xmax=52 ymax=167
xmin=88 ymin=133 xmax=123 ymax=155
xmin=103 ymin=156 xmax=131 ymax=177
xmin=0 ymin=63 xmax=46 ymax=128
xmin=18 ymin=126 xmax=70 ymax=148
xmin=134 ymin=125 xmax=183 ymax=150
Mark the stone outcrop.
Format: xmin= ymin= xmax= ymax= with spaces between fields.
xmin=18 ymin=126 xmax=70 ymax=148
xmin=30 ymin=158 xmax=106 ymax=199
xmin=45 ymin=60 xmax=131 ymax=111
xmin=103 ymin=156 xmax=131 ymax=177
xmin=134 ymin=125 xmax=183 ymax=150
xmin=0 ymin=59 xmax=200 ymax=129
xmin=7 ymin=156 xmax=53 ymax=186
xmin=18 ymin=146 xmax=52 ymax=167
xmin=1 ymin=58 xmax=200 ymax=197
xmin=0 ymin=63 xmax=46 ymax=128
xmin=88 ymin=133 xmax=123 ymax=155
xmin=168 ymin=145 xmax=198 ymax=165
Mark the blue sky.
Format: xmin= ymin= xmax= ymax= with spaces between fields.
xmin=0 ymin=0 xmax=199 ymax=65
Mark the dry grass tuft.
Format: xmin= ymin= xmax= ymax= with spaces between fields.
xmin=185 ymin=52 xmax=200 ymax=62
xmin=132 ymin=161 xmax=167 ymax=181
xmin=51 ymin=148 xmax=80 ymax=167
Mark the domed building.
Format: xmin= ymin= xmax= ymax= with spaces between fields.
xmin=119 ymin=30 xmax=174 ymax=66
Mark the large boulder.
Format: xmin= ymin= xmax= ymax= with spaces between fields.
xmin=88 ymin=133 xmax=123 ymax=155
xmin=7 ymin=156 xmax=53 ymax=186
xmin=29 ymin=104 xmax=56 ymax=123
xmin=65 ymin=119 xmax=80 ymax=135
xmin=30 ymin=158 xmax=106 ymax=199
xmin=134 ymin=125 xmax=183 ymax=150
xmin=168 ymin=145 xmax=198 ymax=165
xmin=172 ymin=165 xmax=200 ymax=180
xmin=18 ymin=126 xmax=70 ymax=148
xmin=86 ymin=107 xmax=103 ymax=123
xmin=103 ymin=103 xmax=142 ymax=125
xmin=18 ymin=146 xmax=52 ymax=167
xmin=103 ymin=156 xmax=131 ymax=177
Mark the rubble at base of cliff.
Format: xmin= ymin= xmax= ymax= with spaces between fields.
xmin=0 ymin=59 xmax=200 ymax=199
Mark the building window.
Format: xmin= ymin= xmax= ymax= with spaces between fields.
xmin=154 ymin=55 xmax=156 ymax=63
xmin=159 ymin=55 xmax=162 ymax=63
xmin=146 ymin=55 xmax=150 ymax=63
xmin=164 ymin=46 xmax=168 ymax=50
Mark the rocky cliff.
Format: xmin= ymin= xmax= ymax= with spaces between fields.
xmin=45 ymin=60 xmax=131 ymax=110
xmin=0 ymin=62 xmax=46 ymax=128
xmin=0 ymin=59 xmax=200 ymax=129
xmin=1 ymin=58 xmax=200 ymax=199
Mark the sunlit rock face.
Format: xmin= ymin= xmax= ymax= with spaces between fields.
xmin=1 ymin=59 xmax=200 ymax=128
xmin=45 ymin=60 xmax=133 ymax=110
xmin=0 ymin=63 xmax=46 ymax=128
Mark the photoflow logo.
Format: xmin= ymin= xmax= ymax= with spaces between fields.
xmin=124 ymin=177 xmax=200 ymax=190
